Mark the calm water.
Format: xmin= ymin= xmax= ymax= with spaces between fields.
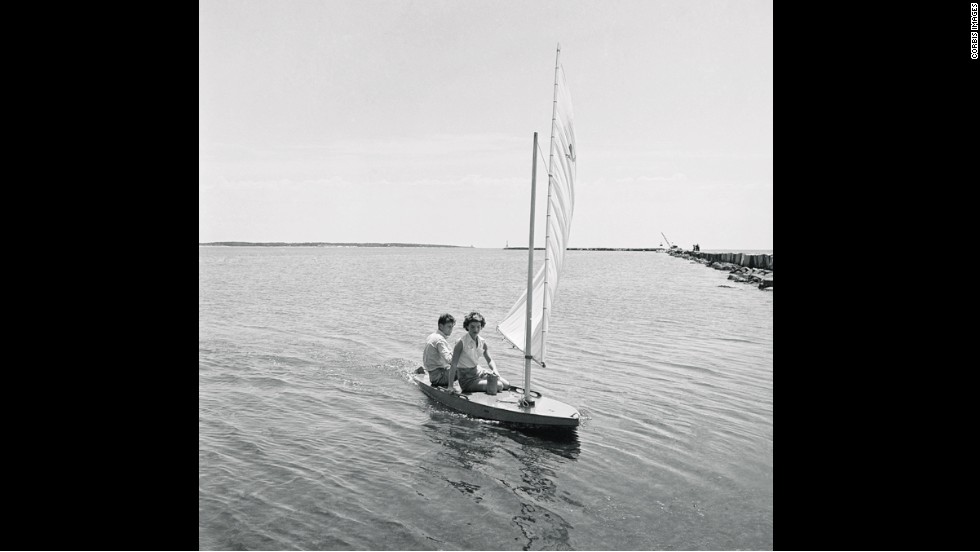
xmin=199 ymin=247 xmax=773 ymax=550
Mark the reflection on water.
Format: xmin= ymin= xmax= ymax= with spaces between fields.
xmin=441 ymin=423 xmax=501 ymax=470
xmin=502 ymin=431 xmax=577 ymax=551
xmin=420 ymin=397 xmax=580 ymax=550
xmin=496 ymin=425 xmax=581 ymax=456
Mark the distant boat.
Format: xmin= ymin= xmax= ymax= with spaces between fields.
xmin=413 ymin=44 xmax=580 ymax=429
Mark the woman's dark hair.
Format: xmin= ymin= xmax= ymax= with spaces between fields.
xmin=438 ymin=313 xmax=455 ymax=326
xmin=463 ymin=311 xmax=486 ymax=330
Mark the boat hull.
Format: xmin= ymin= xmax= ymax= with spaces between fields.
xmin=412 ymin=373 xmax=580 ymax=427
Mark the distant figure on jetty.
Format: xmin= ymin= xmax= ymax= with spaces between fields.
xmin=693 ymin=244 xmax=700 ymax=252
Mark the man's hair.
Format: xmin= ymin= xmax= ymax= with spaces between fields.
xmin=438 ymin=313 xmax=456 ymax=326
xmin=463 ymin=311 xmax=486 ymax=329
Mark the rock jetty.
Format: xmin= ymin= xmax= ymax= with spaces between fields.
xmin=504 ymin=247 xmax=665 ymax=251
xmin=667 ymin=249 xmax=773 ymax=291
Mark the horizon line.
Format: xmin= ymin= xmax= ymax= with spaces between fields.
xmin=199 ymin=241 xmax=773 ymax=252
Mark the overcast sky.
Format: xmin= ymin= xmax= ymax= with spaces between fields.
xmin=199 ymin=0 xmax=772 ymax=249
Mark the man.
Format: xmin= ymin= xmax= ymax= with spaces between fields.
xmin=421 ymin=313 xmax=458 ymax=387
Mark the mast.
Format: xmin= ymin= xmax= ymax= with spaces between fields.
xmin=542 ymin=43 xmax=560 ymax=366
xmin=523 ymin=132 xmax=539 ymax=407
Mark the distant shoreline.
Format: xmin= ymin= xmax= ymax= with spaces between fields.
xmin=199 ymin=242 xmax=467 ymax=248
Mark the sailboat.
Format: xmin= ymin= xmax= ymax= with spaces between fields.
xmin=412 ymin=45 xmax=580 ymax=428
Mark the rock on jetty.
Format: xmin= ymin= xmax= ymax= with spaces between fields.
xmin=667 ymin=249 xmax=773 ymax=291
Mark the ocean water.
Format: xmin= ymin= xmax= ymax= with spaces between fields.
xmin=199 ymin=247 xmax=773 ymax=550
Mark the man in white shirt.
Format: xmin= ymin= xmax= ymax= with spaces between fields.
xmin=421 ymin=313 xmax=458 ymax=388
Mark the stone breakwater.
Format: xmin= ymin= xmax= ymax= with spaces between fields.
xmin=668 ymin=250 xmax=773 ymax=291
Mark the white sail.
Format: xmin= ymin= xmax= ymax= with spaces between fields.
xmin=497 ymin=61 xmax=576 ymax=365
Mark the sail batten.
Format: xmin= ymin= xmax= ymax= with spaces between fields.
xmin=497 ymin=48 xmax=576 ymax=367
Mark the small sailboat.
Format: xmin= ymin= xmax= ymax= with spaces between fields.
xmin=413 ymin=45 xmax=580 ymax=429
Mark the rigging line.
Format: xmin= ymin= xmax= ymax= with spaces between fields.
xmin=536 ymin=141 xmax=549 ymax=173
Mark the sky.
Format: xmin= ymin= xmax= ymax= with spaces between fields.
xmin=199 ymin=0 xmax=772 ymax=250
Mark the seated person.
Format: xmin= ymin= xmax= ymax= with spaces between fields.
xmin=448 ymin=311 xmax=510 ymax=393
xmin=422 ymin=313 xmax=458 ymax=387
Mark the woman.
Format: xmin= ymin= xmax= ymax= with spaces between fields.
xmin=448 ymin=311 xmax=510 ymax=393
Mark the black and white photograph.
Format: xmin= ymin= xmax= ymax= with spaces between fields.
xmin=199 ymin=0 xmax=773 ymax=549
